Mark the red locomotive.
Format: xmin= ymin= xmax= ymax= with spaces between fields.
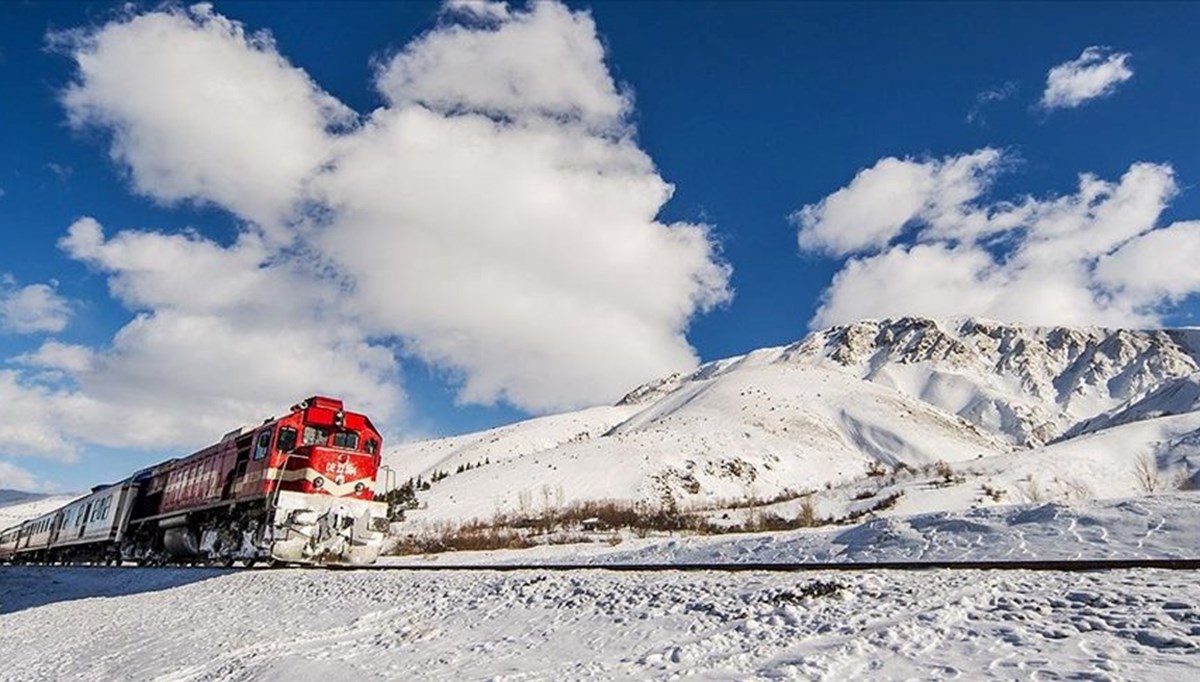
xmin=0 ymin=396 xmax=390 ymax=567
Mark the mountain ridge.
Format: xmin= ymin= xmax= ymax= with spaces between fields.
xmin=384 ymin=317 xmax=1200 ymax=527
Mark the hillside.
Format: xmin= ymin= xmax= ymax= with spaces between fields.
xmin=384 ymin=317 xmax=1200 ymax=530
xmin=0 ymin=491 xmax=82 ymax=530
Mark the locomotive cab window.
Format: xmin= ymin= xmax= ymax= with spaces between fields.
xmin=252 ymin=430 xmax=273 ymax=460
xmin=277 ymin=426 xmax=298 ymax=453
xmin=332 ymin=430 xmax=358 ymax=450
xmin=302 ymin=425 xmax=329 ymax=447
xmin=365 ymin=438 xmax=378 ymax=455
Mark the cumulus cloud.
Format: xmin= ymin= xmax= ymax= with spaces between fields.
xmin=57 ymin=217 xmax=401 ymax=448
xmin=1095 ymin=221 xmax=1200 ymax=301
xmin=316 ymin=0 xmax=729 ymax=410
xmin=4 ymin=2 xmax=727 ymax=459
xmin=0 ymin=277 xmax=71 ymax=333
xmin=793 ymin=149 xmax=1004 ymax=256
xmin=0 ymin=371 xmax=75 ymax=459
xmin=1041 ymin=46 xmax=1133 ymax=110
xmin=376 ymin=1 xmax=629 ymax=133
xmin=57 ymin=3 xmax=351 ymax=236
xmin=0 ymin=459 xmax=44 ymax=491
xmin=443 ymin=0 xmax=512 ymax=22
xmin=0 ymin=216 xmax=402 ymax=460
xmin=796 ymin=150 xmax=1195 ymax=328
xmin=13 ymin=341 xmax=95 ymax=374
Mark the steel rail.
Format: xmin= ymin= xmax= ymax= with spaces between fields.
xmin=337 ymin=558 xmax=1200 ymax=572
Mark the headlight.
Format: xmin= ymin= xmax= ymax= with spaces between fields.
xmin=354 ymin=482 xmax=366 ymax=494
xmin=313 ymin=476 xmax=325 ymax=489
xmin=291 ymin=510 xmax=319 ymax=526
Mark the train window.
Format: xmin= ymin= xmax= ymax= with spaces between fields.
xmin=365 ymin=438 xmax=378 ymax=455
xmin=302 ymin=425 xmax=329 ymax=446
xmin=277 ymin=426 xmax=298 ymax=453
xmin=253 ymin=430 xmax=273 ymax=460
xmin=332 ymin=431 xmax=359 ymax=450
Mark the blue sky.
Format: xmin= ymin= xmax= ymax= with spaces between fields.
xmin=2 ymin=1 xmax=1200 ymax=491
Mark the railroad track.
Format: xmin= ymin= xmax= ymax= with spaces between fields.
xmin=347 ymin=558 xmax=1200 ymax=572
xmin=6 ymin=558 xmax=1199 ymax=572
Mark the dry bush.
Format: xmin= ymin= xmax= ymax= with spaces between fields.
xmin=1016 ymin=475 xmax=1044 ymax=503
xmin=798 ymin=496 xmax=818 ymax=526
xmin=391 ymin=526 xmax=536 ymax=555
xmin=865 ymin=461 xmax=888 ymax=478
xmin=980 ymin=482 xmax=1005 ymax=502
xmin=1133 ymin=454 xmax=1163 ymax=494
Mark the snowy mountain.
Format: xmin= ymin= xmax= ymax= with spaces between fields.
xmin=0 ymin=490 xmax=82 ymax=529
xmin=384 ymin=317 xmax=1200 ymax=527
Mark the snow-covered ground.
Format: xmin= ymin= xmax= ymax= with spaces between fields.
xmin=382 ymin=493 xmax=1200 ymax=566
xmin=2 ymin=493 xmax=1198 ymax=680
xmin=2 ymin=565 xmax=1196 ymax=680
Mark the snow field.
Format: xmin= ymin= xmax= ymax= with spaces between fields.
xmin=381 ymin=493 xmax=1200 ymax=567
xmin=1 ymin=565 xmax=1196 ymax=681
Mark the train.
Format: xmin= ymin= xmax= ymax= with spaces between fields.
xmin=0 ymin=396 xmax=390 ymax=567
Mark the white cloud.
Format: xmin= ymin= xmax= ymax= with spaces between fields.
xmin=1041 ymin=46 xmax=1133 ymax=110
xmin=11 ymin=2 xmax=728 ymax=459
xmin=0 ymin=459 xmax=44 ymax=492
xmin=318 ymin=27 xmax=729 ymax=409
xmin=0 ymin=278 xmax=71 ymax=333
xmin=796 ymin=151 xmax=1193 ymax=329
xmin=375 ymin=1 xmax=629 ymax=133
xmin=14 ymin=340 xmax=95 ymax=374
xmin=1095 ymin=221 xmax=1200 ymax=301
xmin=0 ymin=371 xmax=75 ymax=459
xmin=58 ymin=4 xmax=350 ymax=236
xmin=443 ymin=0 xmax=512 ymax=22
xmin=793 ymin=149 xmax=1003 ymax=256
xmin=54 ymin=218 xmax=403 ymax=450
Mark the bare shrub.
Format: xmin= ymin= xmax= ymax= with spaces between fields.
xmin=980 ymin=483 xmax=1005 ymax=502
xmin=865 ymin=461 xmax=888 ymax=478
xmin=933 ymin=460 xmax=956 ymax=486
xmin=1017 ymin=475 xmax=1044 ymax=503
xmin=798 ymin=496 xmax=818 ymax=526
xmin=1133 ymin=454 xmax=1163 ymax=493
xmin=833 ymin=491 xmax=903 ymax=524
xmin=1056 ymin=477 xmax=1094 ymax=500
xmin=391 ymin=526 xmax=536 ymax=555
